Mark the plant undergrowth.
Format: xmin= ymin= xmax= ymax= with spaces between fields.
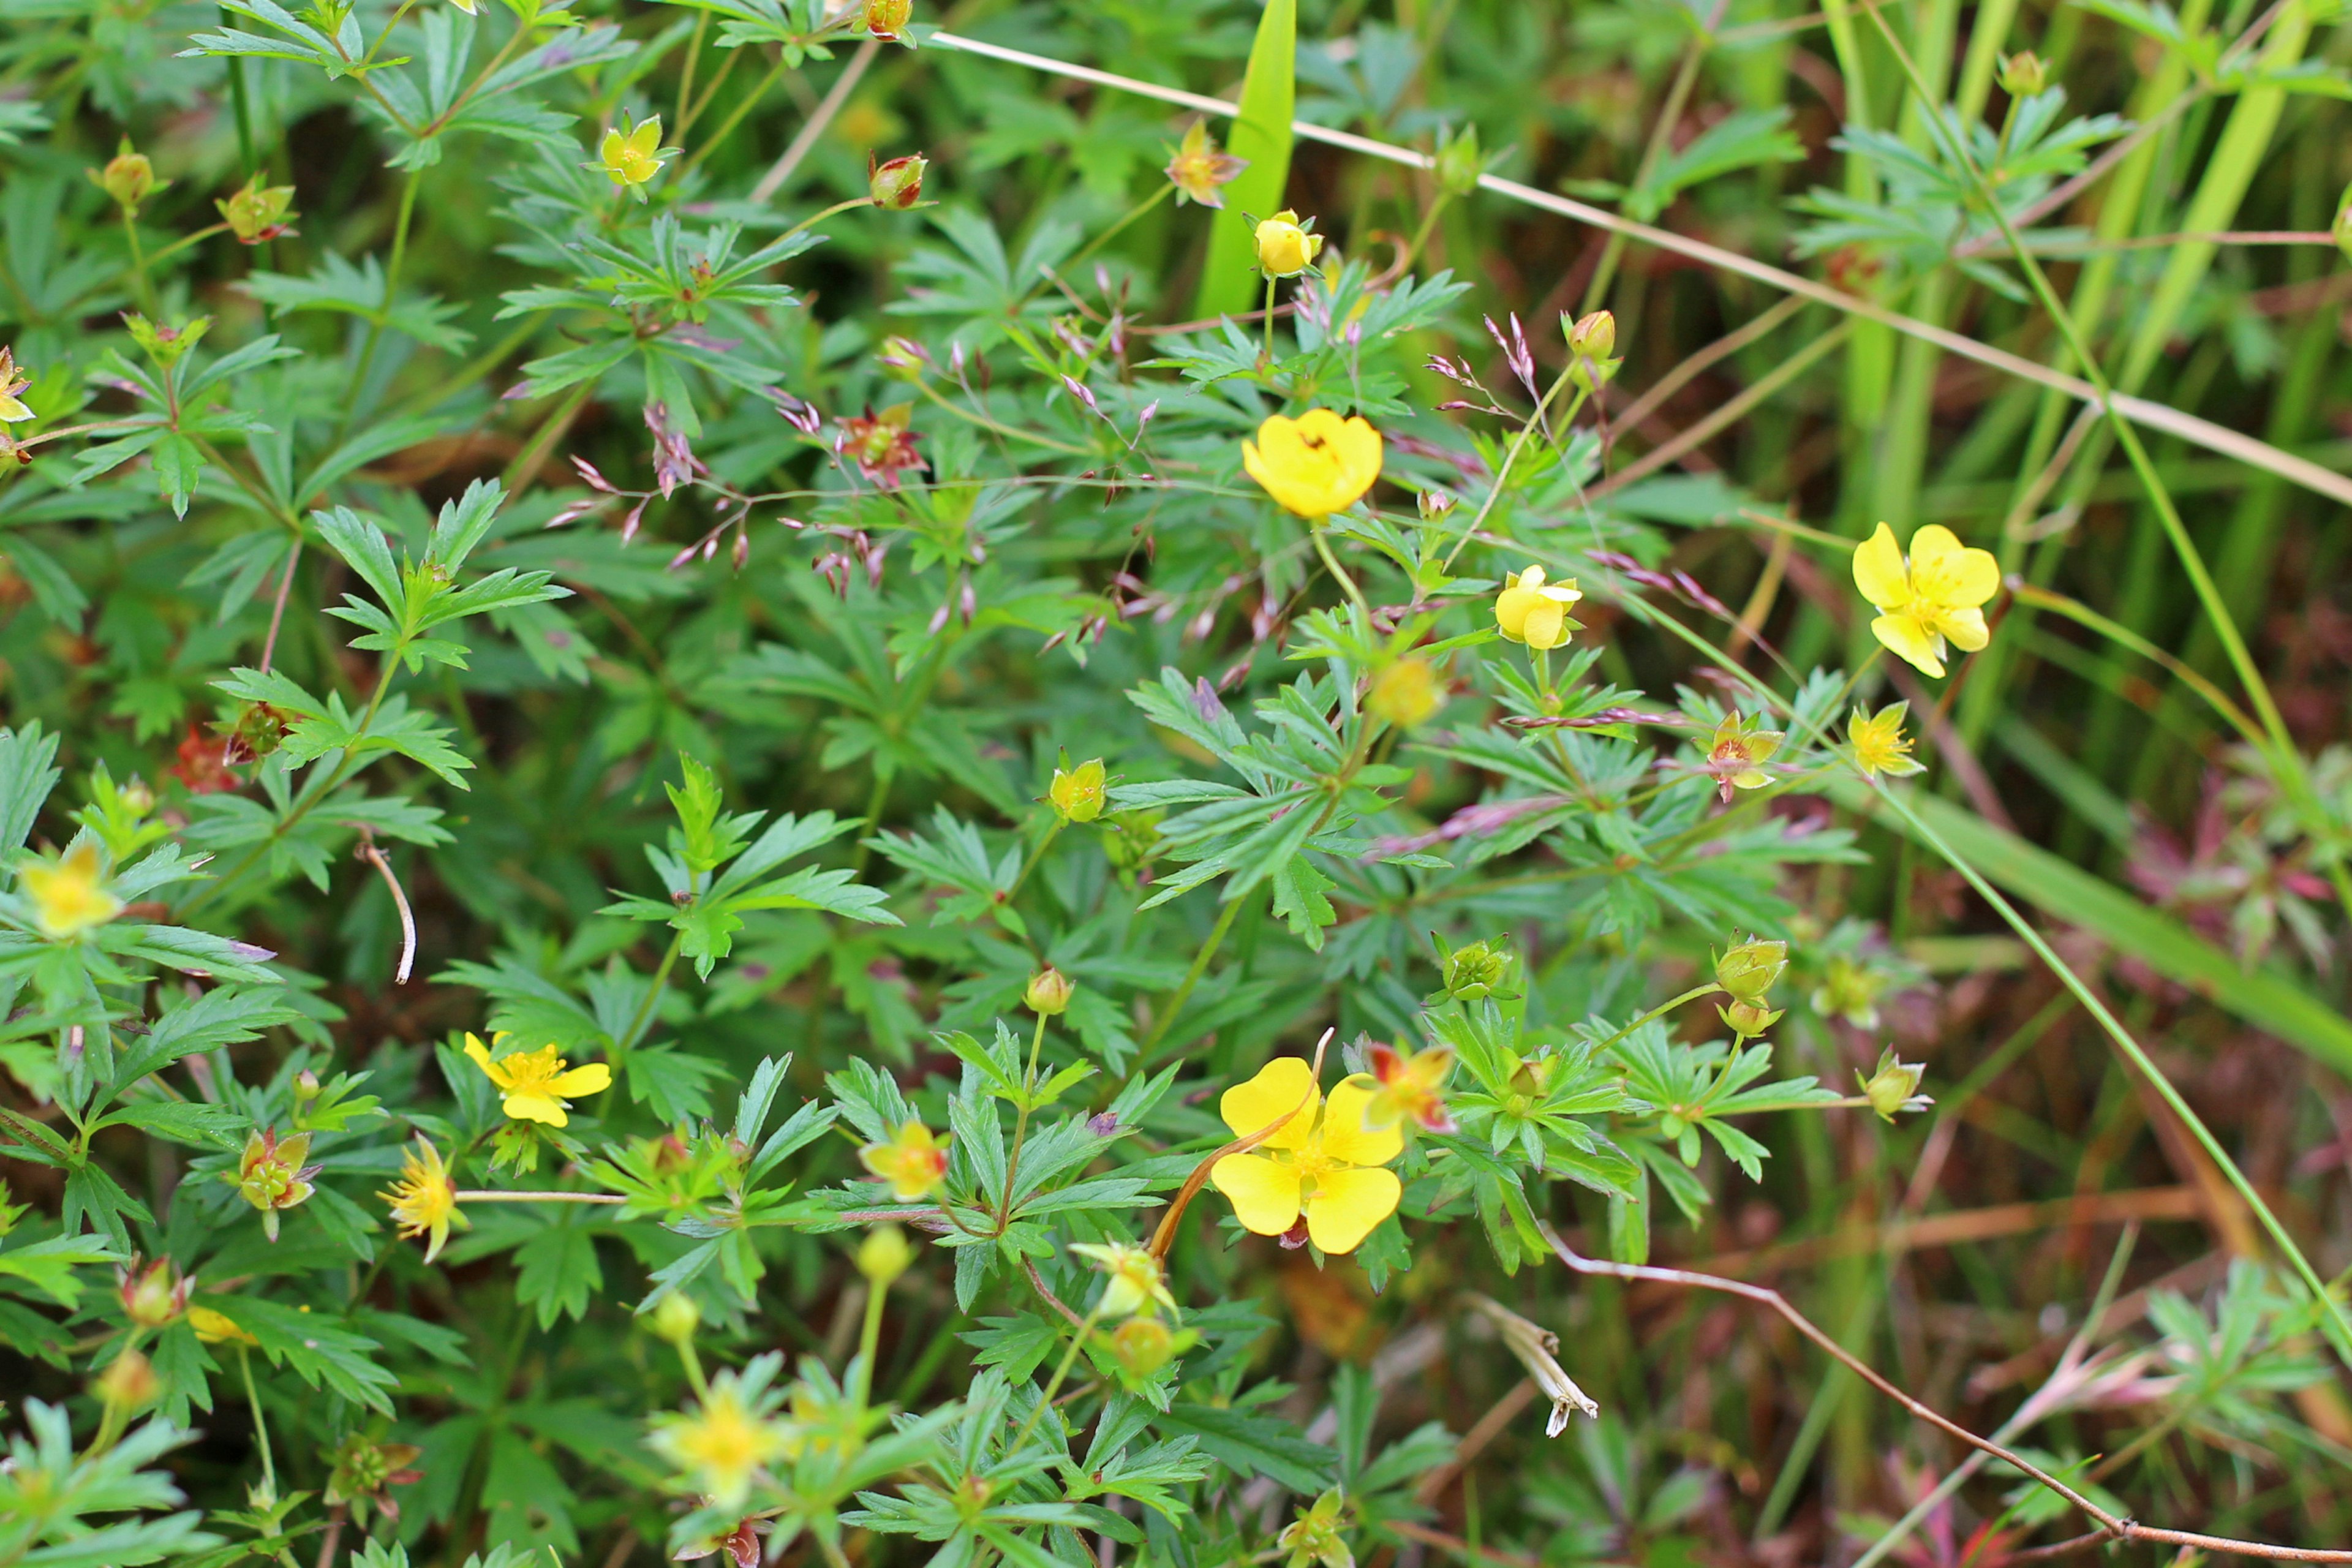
xmin=4 ymin=0 xmax=2352 ymax=1564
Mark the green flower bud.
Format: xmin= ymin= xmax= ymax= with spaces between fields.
xmin=1858 ymin=1049 xmax=1931 ymax=1121
xmin=1997 ymin=51 xmax=2046 ymax=96
xmin=1717 ymin=997 xmax=1784 ymax=1038
xmin=1714 ymin=937 xmax=1787 ymax=1002
xmin=869 ymin=152 xmax=928 ymax=209
xmin=1025 ymin=966 xmax=1075 ymax=1016
xmin=97 ymin=1347 xmax=159 ymax=1411
xmin=92 ymin=139 xmax=165 ymax=213
xmin=1430 ymin=935 xmax=1513 ymax=1004
xmin=1109 ymin=1316 xmax=1177 ymax=1377
xmin=857 ymin=1223 xmax=916 ymax=1285
xmin=1433 ymin=123 xmax=1483 ymax=198
xmin=650 ymin=1290 xmax=701 ymax=1343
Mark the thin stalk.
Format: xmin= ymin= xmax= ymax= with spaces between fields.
xmin=344 ymin=172 xmax=422 ymax=428
xmin=1005 ymin=1299 xmax=1106 ymax=1454
xmin=1310 ymin=519 xmax=1371 ymax=618
xmin=121 ymin=211 xmax=155 ymax=314
xmin=454 ymin=1189 xmax=625 ymax=1204
xmin=680 ymin=53 xmax=791 ymax=176
xmin=1587 ymin=983 xmax=1722 ymax=1054
xmin=617 ymin=932 xmax=684 ymax=1052
xmin=238 ymin=1344 xmax=279 ymax=1499
xmin=1139 ymin=898 xmax=1244 ymax=1057
xmin=995 ymin=1012 xmax=1050 ymax=1231
xmin=1441 ymin=365 xmax=1580 ymax=570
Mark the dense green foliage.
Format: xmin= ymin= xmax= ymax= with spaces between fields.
xmin=6 ymin=0 xmax=2352 ymax=1563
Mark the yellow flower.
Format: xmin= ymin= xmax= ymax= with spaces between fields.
xmin=1366 ymin=658 xmax=1442 ymax=730
xmin=20 ymin=840 xmax=123 ymax=939
xmin=189 ymin=1305 xmax=258 ymax=1346
xmin=464 ymin=1033 xmax=612 ymax=1127
xmin=1165 ymin=120 xmax=1248 ymax=208
xmin=1363 ymin=1042 xmax=1455 ymax=1134
xmin=1242 ymin=409 xmax=1382 ymax=518
xmin=1852 ymin=522 xmax=2000 ymax=678
xmin=1049 ymin=758 xmax=1107 ymax=823
xmin=597 ymin=116 xmax=671 ymax=196
xmin=1253 ymin=209 xmax=1324 ymax=277
xmin=859 ymin=1120 xmax=951 ymax=1202
xmin=1068 ymin=1240 xmax=1176 ymax=1318
xmin=650 ymin=1378 xmax=792 ymax=1510
xmin=0 ymin=347 xmax=30 ymax=423
xmin=1210 ymin=1057 xmax=1401 ymax=1254
xmin=1493 ymin=565 xmax=1581 ymax=650
xmin=1847 ymin=701 xmax=1926 ymax=779
xmin=378 ymin=1137 xmax=464 ymax=1263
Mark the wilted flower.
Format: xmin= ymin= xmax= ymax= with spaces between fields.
xmin=217 ymin=175 xmax=297 ymax=243
xmin=595 ymin=115 xmax=671 ymax=197
xmin=1859 ymin=1048 xmax=1933 ymax=1121
xmin=1108 ymin=1316 xmax=1179 ymax=1377
xmin=379 ymin=1137 xmax=464 ymax=1263
xmin=1811 ymin=953 xmax=1889 ymax=1030
xmin=464 ymin=1033 xmax=612 ymax=1128
xmin=1253 ymin=209 xmax=1324 ymax=277
xmin=1361 ymin=1042 xmax=1455 ymax=1134
xmin=0 ymin=346 xmax=31 ymax=423
xmin=677 ymin=1516 xmax=771 ymax=1568
xmin=1210 ymin=1057 xmax=1401 ymax=1254
xmin=1049 ymin=758 xmax=1107 ymax=823
xmin=20 ymin=840 xmax=123 ymax=939
xmin=839 ymin=404 xmax=926 ymax=488
xmin=1241 ymin=409 xmax=1382 ymax=518
xmin=863 ymin=0 xmax=911 ymax=39
xmin=1467 ymin=1295 xmax=1599 ymax=1435
xmin=650 ymin=1374 xmax=793 ymax=1510
xmin=1024 ymin=966 xmax=1075 ymax=1016
xmin=189 ymin=1305 xmax=257 ymax=1346
xmin=323 ymin=1434 xmax=423 ymax=1525
xmin=1278 ymin=1488 xmax=1354 ymax=1568
xmin=1853 ymin=522 xmax=2000 ymax=679
xmin=1367 ymin=658 xmax=1442 ymax=730
xmin=859 ymin=1120 xmax=951 ymax=1202
xmin=1848 ymin=701 xmax=1926 ymax=780
xmin=1428 ymin=934 xmax=1515 ymax=1004
xmin=1493 ymin=564 xmax=1581 ymax=650
xmin=96 ymin=1348 xmax=160 ymax=1411
xmin=1069 ymin=1240 xmax=1175 ymax=1317
xmin=868 ymin=152 xmax=927 ymax=208
xmin=1164 ymin=120 xmax=1248 ymax=207
xmin=1702 ymin=712 xmax=1782 ymax=803
xmin=91 ymin=138 xmax=164 ymax=212
xmin=228 ymin=1128 xmax=320 ymax=1241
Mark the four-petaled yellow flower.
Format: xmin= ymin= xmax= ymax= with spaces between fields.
xmin=859 ymin=1120 xmax=951 ymax=1202
xmin=1852 ymin=522 xmax=2000 ymax=678
xmin=1069 ymin=1240 xmax=1177 ymax=1318
xmin=597 ymin=116 xmax=671 ymax=197
xmin=464 ymin=1033 xmax=612 ymax=1127
xmin=1165 ymin=121 xmax=1248 ymax=208
xmin=1494 ymin=565 xmax=1581 ymax=650
xmin=1847 ymin=701 xmax=1925 ymax=780
xmin=1210 ymin=1057 xmax=1401 ymax=1254
xmin=20 ymin=840 xmax=123 ymax=939
xmin=1242 ymin=409 xmax=1382 ymax=518
xmin=379 ymin=1137 xmax=464 ymax=1263
xmin=650 ymin=1378 xmax=792 ymax=1510
xmin=0 ymin=346 xmax=32 ymax=424
xmin=1253 ymin=209 xmax=1324 ymax=277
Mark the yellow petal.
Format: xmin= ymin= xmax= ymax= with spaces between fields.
xmin=1939 ymin=605 xmax=1990 ymax=652
xmin=1907 ymin=524 xmax=1966 ymax=567
xmin=1870 ymin=612 xmax=1947 ymax=678
xmin=1219 ymin=1057 xmax=1317 ymax=1149
xmin=1852 ymin=523 xmax=1910 ymax=611
xmin=1937 ymin=542 xmax=2001 ymax=608
xmin=463 ymin=1034 xmax=507 ymax=1088
xmin=1211 ymin=1153 xmax=1303 ymax=1235
xmin=1521 ymin=598 xmax=1566 ymax=650
xmin=548 ymin=1062 xmax=612 ymax=1097
xmin=503 ymin=1092 xmax=569 ymax=1127
xmin=628 ymin=119 xmax=663 ymax=157
xmin=1303 ymin=1167 xmax=1400 ymax=1253
xmin=1319 ymin=1077 xmax=1403 ymax=1168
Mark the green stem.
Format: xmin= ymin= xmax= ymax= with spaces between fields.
xmin=344 ymin=171 xmax=423 ymax=428
xmin=1005 ymin=1298 xmax=1106 ymax=1454
xmin=1006 ymin=820 xmax=1063 ymax=905
xmin=617 ymin=932 xmax=684 ymax=1052
xmin=1025 ymin=183 xmax=1174 ymax=306
xmin=1139 ymin=899 xmax=1245 ymax=1057
xmin=852 ymin=1267 xmax=889 ymax=1406
xmin=239 ymin=1344 xmax=279 ymax=1501
xmin=1441 ymin=365 xmax=1577 ymax=570
xmin=1874 ymin=782 xmax=2352 ymax=1366
xmin=916 ymin=379 xmax=1089 ymax=456
xmin=122 ymin=210 xmax=154 ymax=314
xmin=1311 ymin=518 xmax=1371 ymax=619
xmin=996 ymin=1012 xmax=1051 ymax=1231
xmin=453 ymin=1189 xmax=625 ymax=1204
xmin=681 ymin=52 xmax=791 ymax=175
xmin=1589 ymin=983 xmax=1724 ymax=1054
xmin=1260 ymin=270 xmax=1278 ymax=365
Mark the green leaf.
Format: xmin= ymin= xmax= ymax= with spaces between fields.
xmin=1193 ymin=0 xmax=1296 ymax=318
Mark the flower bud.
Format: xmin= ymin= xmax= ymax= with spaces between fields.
xmin=1433 ymin=123 xmax=1483 ymax=198
xmin=1564 ymin=309 xmax=1616 ymax=364
xmin=651 ymin=1291 xmax=701 ymax=1343
xmin=1858 ymin=1049 xmax=1931 ymax=1121
xmin=118 ymin=1256 xmax=190 ymax=1329
xmin=878 ymin=336 xmax=932 ymax=380
xmin=121 ymin=778 xmax=156 ymax=815
xmin=122 ymin=313 xmax=211 ymax=368
xmin=1109 ymin=1316 xmax=1176 ymax=1377
xmin=97 ymin=1347 xmax=160 ymax=1411
xmin=293 ymin=1068 xmax=322 ymax=1102
xmin=92 ymin=139 xmax=164 ymax=213
xmin=857 ymin=1223 xmax=916 ymax=1285
xmin=1025 ymin=966 xmax=1074 ymax=1016
xmin=1253 ymin=210 xmax=1324 ymax=279
xmin=1417 ymin=488 xmax=1456 ymax=522
xmin=1367 ymin=658 xmax=1442 ymax=731
xmin=1714 ymin=937 xmax=1787 ymax=1001
xmin=217 ymin=176 xmax=298 ymax=245
xmin=869 ymin=153 xmax=928 ymax=209
xmin=1431 ymin=935 xmax=1512 ymax=1004
xmin=864 ymin=0 xmax=911 ymax=39
xmin=1998 ymin=51 xmax=2046 ymax=96
xmin=1049 ymin=759 xmax=1107 ymax=823
xmin=2335 ymin=184 xmax=2352 ymax=263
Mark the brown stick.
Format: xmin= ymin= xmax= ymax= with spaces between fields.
xmin=1412 ymin=1379 xmax=1536 ymax=1506
xmin=1384 ymin=1520 xmax=1541 ymax=1568
xmin=1538 ymin=1222 xmax=2352 ymax=1562
xmin=355 ymin=829 xmax=416 ymax=984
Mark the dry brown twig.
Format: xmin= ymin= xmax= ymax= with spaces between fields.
xmin=353 ymin=827 xmax=415 ymax=985
xmin=1537 ymin=1221 xmax=2352 ymax=1563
